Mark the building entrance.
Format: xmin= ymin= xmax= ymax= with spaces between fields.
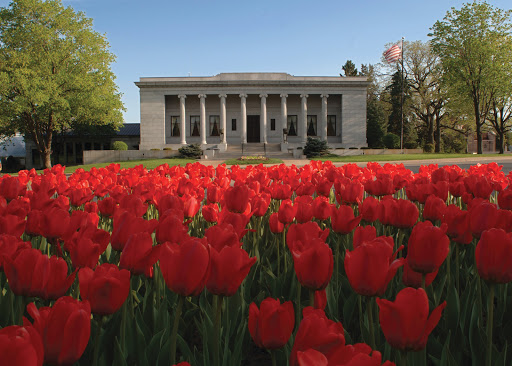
xmin=247 ymin=115 xmax=260 ymax=143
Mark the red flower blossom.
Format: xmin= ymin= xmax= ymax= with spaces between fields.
xmin=377 ymin=287 xmax=446 ymax=351
xmin=249 ymin=298 xmax=295 ymax=349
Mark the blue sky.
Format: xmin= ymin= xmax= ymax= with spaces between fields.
xmin=1 ymin=0 xmax=511 ymax=123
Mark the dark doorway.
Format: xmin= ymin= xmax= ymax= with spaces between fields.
xmin=247 ymin=115 xmax=260 ymax=143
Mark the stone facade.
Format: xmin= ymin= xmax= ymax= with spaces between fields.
xmin=135 ymin=73 xmax=368 ymax=150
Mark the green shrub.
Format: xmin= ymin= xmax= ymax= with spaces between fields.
xmin=349 ymin=147 xmax=359 ymax=150
xmin=404 ymin=141 xmax=418 ymax=149
xmin=163 ymin=147 xmax=173 ymax=151
xmin=112 ymin=141 xmax=128 ymax=150
xmin=303 ymin=137 xmax=330 ymax=158
xmin=383 ymin=133 xmax=400 ymax=149
xmin=150 ymin=148 xmax=160 ymax=151
xmin=178 ymin=144 xmax=203 ymax=159
xmin=423 ymin=143 xmax=434 ymax=153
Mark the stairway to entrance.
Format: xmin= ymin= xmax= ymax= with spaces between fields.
xmin=211 ymin=143 xmax=293 ymax=160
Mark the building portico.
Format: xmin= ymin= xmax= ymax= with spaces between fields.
xmin=136 ymin=73 xmax=368 ymax=150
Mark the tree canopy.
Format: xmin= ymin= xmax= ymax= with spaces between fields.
xmin=0 ymin=0 xmax=124 ymax=168
xmin=429 ymin=1 xmax=512 ymax=154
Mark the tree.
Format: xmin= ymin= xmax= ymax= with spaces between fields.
xmin=429 ymin=1 xmax=512 ymax=154
xmin=0 ymin=0 xmax=124 ymax=168
xmin=360 ymin=64 xmax=387 ymax=147
xmin=403 ymin=40 xmax=447 ymax=152
xmin=341 ymin=60 xmax=358 ymax=77
xmin=488 ymin=96 xmax=512 ymax=153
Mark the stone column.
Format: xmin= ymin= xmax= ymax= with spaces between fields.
xmin=219 ymin=94 xmax=227 ymax=144
xmin=178 ymin=94 xmax=187 ymax=145
xmin=240 ymin=93 xmax=248 ymax=144
xmin=300 ymin=94 xmax=308 ymax=143
xmin=321 ymin=94 xmax=329 ymax=141
xmin=280 ymin=94 xmax=288 ymax=142
xmin=259 ymin=94 xmax=268 ymax=144
xmin=199 ymin=94 xmax=207 ymax=145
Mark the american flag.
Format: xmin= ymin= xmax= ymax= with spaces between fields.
xmin=383 ymin=43 xmax=402 ymax=64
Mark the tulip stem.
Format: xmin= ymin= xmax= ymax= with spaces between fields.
xmin=120 ymin=297 xmax=127 ymax=353
xmin=277 ymin=231 xmax=281 ymax=276
xmin=17 ymin=295 xmax=24 ymax=326
xmin=93 ymin=316 xmax=104 ymax=366
xmin=367 ymin=297 xmax=376 ymax=350
xmin=455 ymin=244 xmax=460 ymax=294
xmin=421 ymin=274 xmax=426 ymax=290
xmin=446 ymin=243 xmax=451 ymax=288
xmin=309 ymin=290 xmax=315 ymax=308
xmin=271 ymin=349 xmax=277 ymax=366
xmin=214 ymin=295 xmax=224 ymax=366
xmin=486 ymin=284 xmax=495 ymax=366
xmin=170 ymin=295 xmax=184 ymax=366
xmin=296 ymin=283 xmax=302 ymax=332
xmin=399 ymin=350 xmax=408 ymax=366
xmin=358 ymin=295 xmax=364 ymax=340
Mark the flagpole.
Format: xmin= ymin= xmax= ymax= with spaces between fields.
xmin=400 ymin=37 xmax=405 ymax=153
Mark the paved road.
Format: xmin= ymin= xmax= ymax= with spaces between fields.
xmin=201 ymin=156 xmax=512 ymax=175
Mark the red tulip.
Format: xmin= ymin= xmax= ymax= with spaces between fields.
xmin=0 ymin=234 xmax=31 ymax=270
xmin=312 ymin=196 xmax=332 ymax=221
xmin=202 ymin=203 xmax=219 ymax=223
xmin=402 ymin=259 xmax=438 ymax=288
xmin=345 ymin=238 xmax=404 ymax=296
xmin=204 ymin=223 xmax=241 ymax=252
xmin=0 ymin=213 xmax=27 ymax=238
xmin=160 ymin=238 xmax=210 ymax=296
xmin=290 ymin=307 xmax=345 ymax=366
xmin=98 ymin=197 xmax=117 ymax=217
xmin=155 ymin=214 xmax=189 ymax=244
xmin=252 ymin=192 xmax=271 ymax=217
xmin=26 ymin=297 xmax=91 ymax=366
xmin=442 ymin=205 xmax=472 ymax=245
xmin=316 ymin=178 xmax=333 ymax=197
xmin=224 ymin=184 xmax=250 ymax=213
xmin=360 ymin=196 xmax=380 ymax=223
xmin=335 ymin=180 xmax=364 ymax=205
xmin=206 ymin=246 xmax=256 ymax=296
xmin=41 ymin=207 xmax=70 ymax=241
xmin=111 ymin=211 xmax=158 ymax=251
xmin=498 ymin=188 xmax=512 ymax=210
xmin=297 ymin=349 xmax=328 ymax=366
xmin=0 ymin=176 xmax=25 ymax=201
xmin=0 ymin=325 xmax=44 ymax=366
xmin=353 ymin=226 xmax=377 ymax=249
xmin=475 ymin=228 xmax=512 ymax=284
xmin=207 ymin=184 xmax=223 ymax=204
xmin=364 ymin=176 xmax=394 ymax=197
xmin=79 ymin=264 xmax=130 ymax=315
xmin=278 ymin=199 xmax=296 ymax=224
xmin=407 ymin=221 xmax=449 ymax=274
xmin=314 ymin=289 xmax=327 ymax=310
xmin=377 ymin=287 xmax=446 ymax=351
xmin=378 ymin=198 xmax=419 ymax=229
xmin=4 ymin=249 xmax=76 ymax=300
xmin=287 ymin=222 xmax=330 ymax=252
xmin=269 ymin=213 xmax=284 ymax=233
xmin=119 ymin=194 xmax=148 ymax=217
xmin=294 ymin=195 xmax=314 ymax=223
xmin=292 ymin=238 xmax=333 ymax=291
xmin=331 ymin=205 xmax=362 ymax=234
xmin=468 ymin=200 xmax=498 ymax=238
xmin=248 ymin=298 xmax=295 ymax=349
xmin=120 ymin=232 xmax=162 ymax=277
xmin=422 ymin=195 xmax=446 ymax=222
xmin=182 ymin=194 xmax=200 ymax=218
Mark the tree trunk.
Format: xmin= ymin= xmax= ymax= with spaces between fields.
xmin=43 ymin=149 xmax=52 ymax=169
xmin=435 ymin=115 xmax=441 ymax=153
xmin=498 ymin=130 xmax=505 ymax=154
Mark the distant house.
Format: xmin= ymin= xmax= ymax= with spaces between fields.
xmin=25 ymin=123 xmax=140 ymax=169
xmin=467 ymin=131 xmax=497 ymax=153
xmin=0 ymin=133 xmax=26 ymax=171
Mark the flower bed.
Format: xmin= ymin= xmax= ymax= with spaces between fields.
xmin=0 ymin=161 xmax=511 ymax=366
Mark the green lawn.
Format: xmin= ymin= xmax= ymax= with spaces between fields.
xmin=39 ymin=157 xmax=198 ymax=174
xmin=222 ymin=157 xmax=284 ymax=165
xmin=312 ymin=153 xmax=507 ymax=162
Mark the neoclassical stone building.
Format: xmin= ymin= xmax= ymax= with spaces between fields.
xmin=136 ymin=73 xmax=368 ymax=150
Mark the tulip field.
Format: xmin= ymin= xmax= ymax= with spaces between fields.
xmin=1 ymin=161 xmax=512 ymax=366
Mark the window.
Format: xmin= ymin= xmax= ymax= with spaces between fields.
xmin=271 ymin=118 xmax=276 ymax=131
xmin=170 ymin=116 xmax=180 ymax=136
xmin=190 ymin=116 xmax=200 ymax=137
xmin=232 ymin=118 xmax=237 ymax=131
xmin=287 ymin=115 xmax=297 ymax=136
xmin=209 ymin=115 xmax=220 ymax=136
xmin=94 ymin=142 xmax=101 ymax=150
xmin=327 ymin=115 xmax=337 ymax=136
xmin=307 ymin=115 xmax=317 ymax=136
